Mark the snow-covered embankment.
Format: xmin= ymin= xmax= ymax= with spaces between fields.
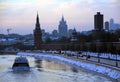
xmin=18 ymin=52 xmax=120 ymax=81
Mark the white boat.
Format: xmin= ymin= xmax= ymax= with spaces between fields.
xmin=12 ymin=56 xmax=30 ymax=72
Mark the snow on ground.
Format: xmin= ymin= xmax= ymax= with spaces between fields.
xmin=82 ymin=52 xmax=120 ymax=60
xmin=38 ymin=50 xmax=120 ymax=60
xmin=18 ymin=52 xmax=120 ymax=81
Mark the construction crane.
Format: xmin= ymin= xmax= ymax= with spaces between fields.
xmin=7 ymin=28 xmax=12 ymax=35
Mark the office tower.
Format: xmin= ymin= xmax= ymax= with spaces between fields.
xmin=94 ymin=12 xmax=104 ymax=30
xmin=110 ymin=18 xmax=114 ymax=30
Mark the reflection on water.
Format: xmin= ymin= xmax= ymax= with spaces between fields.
xmin=35 ymin=59 xmax=42 ymax=69
xmin=35 ymin=58 xmax=72 ymax=72
xmin=0 ymin=55 xmax=112 ymax=82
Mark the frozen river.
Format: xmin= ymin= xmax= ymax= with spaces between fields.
xmin=0 ymin=55 xmax=113 ymax=82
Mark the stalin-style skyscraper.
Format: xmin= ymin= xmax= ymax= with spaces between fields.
xmin=58 ymin=15 xmax=68 ymax=37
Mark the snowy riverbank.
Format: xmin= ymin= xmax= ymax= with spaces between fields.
xmin=18 ymin=52 xmax=120 ymax=81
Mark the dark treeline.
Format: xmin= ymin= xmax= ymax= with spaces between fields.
xmin=49 ymin=29 xmax=120 ymax=54
xmin=47 ymin=29 xmax=120 ymax=43
xmin=0 ymin=29 xmax=120 ymax=54
xmin=71 ymin=42 xmax=119 ymax=54
xmin=77 ymin=30 xmax=120 ymax=42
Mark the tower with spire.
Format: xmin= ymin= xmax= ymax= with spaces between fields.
xmin=33 ymin=13 xmax=42 ymax=49
xmin=58 ymin=15 xmax=68 ymax=37
xmin=71 ymin=28 xmax=78 ymax=43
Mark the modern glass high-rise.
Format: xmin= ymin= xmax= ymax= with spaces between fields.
xmin=110 ymin=18 xmax=114 ymax=30
xmin=94 ymin=12 xmax=104 ymax=30
xmin=58 ymin=16 xmax=68 ymax=37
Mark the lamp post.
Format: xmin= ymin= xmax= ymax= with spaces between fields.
xmin=116 ymin=54 xmax=118 ymax=67
xmin=98 ymin=53 xmax=100 ymax=63
xmin=97 ymin=45 xmax=100 ymax=63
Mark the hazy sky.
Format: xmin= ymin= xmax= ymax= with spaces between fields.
xmin=0 ymin=0 xmax=120 ymax=35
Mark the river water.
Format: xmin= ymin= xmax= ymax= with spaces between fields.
xmin=0 ymin=55 xmax=112 ymax=82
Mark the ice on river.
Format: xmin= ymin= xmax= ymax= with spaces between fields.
xmin=0 ymin=68 xmax=40 ymax=82
xmin=0 ymin=55 xmax=113 ymax=82
xmin=0 ymin=68 xmax=112 ymax=82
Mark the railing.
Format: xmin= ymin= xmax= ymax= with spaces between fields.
xmin=81 ymin=52 xmax=120 ymax=67
xmin=35 ymin=50 xmax=120 ymax=68
xmin=24 ymin=50 xmax=120 ymax=68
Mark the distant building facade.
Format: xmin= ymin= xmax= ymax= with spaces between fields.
xmin=94 ymin=12 xmax=104 ymax=30
xmin=71 ymin=28 xmax=78 ymax=43
xmin=110 ymin=18 xmax=114 ymax=30
xmin=105 ymin=21 xmax=109 ymax=30
xmin=58 ymin=16 xmax=68 ymax=37
xmin=33 ymin=13 xmax=42 ymax=49
xmin=52 ymin=30 xmax=58 ymax=37
xmin=68 ymin=29 xmax=74 ymax=38
xmin=110 ymin=18 xmax=120 ymax=30
xmin=32 ymin=13 xmax=120 ymax=52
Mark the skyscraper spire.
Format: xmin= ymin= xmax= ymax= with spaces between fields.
xmin=37 ymin=12 xmax=39 ymax=23
xmin=36 ymin=12 xmax=40 ymax=30
xmin=62 ymin=15 xmax=64 ymax=21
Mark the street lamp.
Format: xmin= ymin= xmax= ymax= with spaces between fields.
xmin=116 ymin=54 xmax=118 ymax=67
xmin=98 ymin=53 xmax=100 ymax=63
xmin=97 ymin=45 xmax=100 ymax=63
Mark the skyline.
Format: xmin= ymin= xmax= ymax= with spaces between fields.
xmin=0 ymin=0 xmax=120 ymax=34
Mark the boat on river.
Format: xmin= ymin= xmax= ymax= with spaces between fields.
xmin=12 ymin=56 xmax=30 ymax=72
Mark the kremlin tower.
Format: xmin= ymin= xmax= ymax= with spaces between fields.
xmin=33 ymin=13 xmax=42 ymax=49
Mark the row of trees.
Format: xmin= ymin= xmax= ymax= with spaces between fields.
xmin=0 ymin=43 xmax=34 ymax=52
xmin=0 ymin=29 xmax=120 ymax=54
xmin=64 ymin=42 xmax=119 ymax=54
xmin=44 ymin=29 xmax=120 ymax=43
xmin=0 ymin=42 xmax=119 ymax=54
xmin=77 ymin=29 xmax=120 ymax=42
